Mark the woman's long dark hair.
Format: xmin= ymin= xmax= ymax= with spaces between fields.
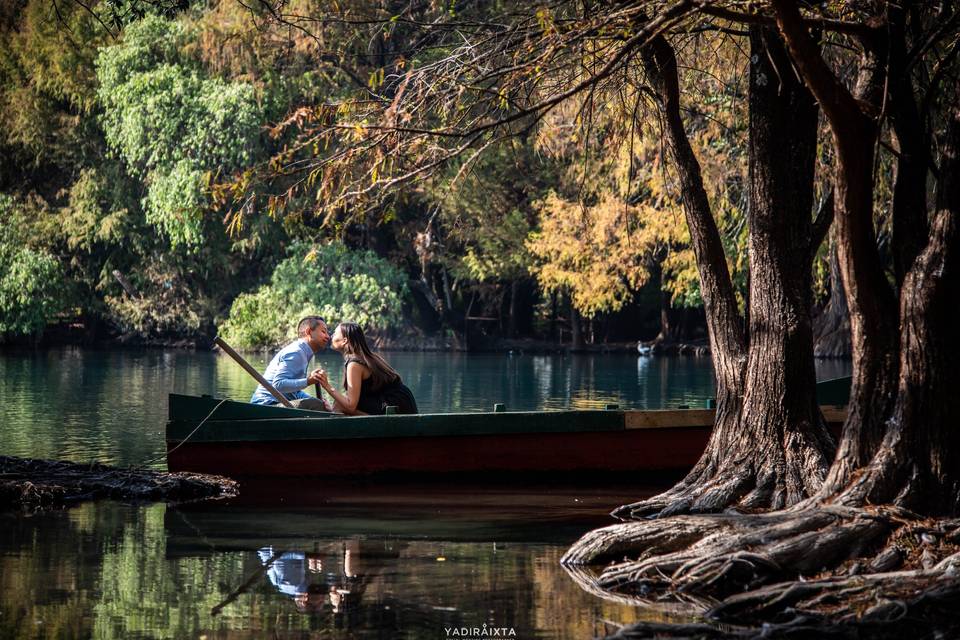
xmin=337 ymin=322 xmax=399 ymax=390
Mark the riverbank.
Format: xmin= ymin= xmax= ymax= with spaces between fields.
xmin=0 ymin=456 xmax=237 ymax=512
xmin=4 ymin=321 xmax=715 ymax=355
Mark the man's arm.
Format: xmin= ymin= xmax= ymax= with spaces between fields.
xmin=269 ymin=351 xmax=310 ymax=393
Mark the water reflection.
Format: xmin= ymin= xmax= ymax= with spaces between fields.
xmin=0 ymin=349 xmax=854 ymax=636
xmin=0 ymin=483 xmax=690 ymax=639
xmin=255 ymin=546 xmax=360 ymax=614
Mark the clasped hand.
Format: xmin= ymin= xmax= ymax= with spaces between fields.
xmin=307 ymin=368 xmax=330 ymax=390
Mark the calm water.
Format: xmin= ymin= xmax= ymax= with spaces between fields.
xmin=0 ymin=348 xmax=850 ymax=639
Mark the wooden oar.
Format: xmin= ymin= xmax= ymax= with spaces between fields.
xmin=214 ymin=336 xmax=295 ymax=408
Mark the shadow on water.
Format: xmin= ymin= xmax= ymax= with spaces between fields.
xmin=166 ymin=479 xmax=675 ymax=549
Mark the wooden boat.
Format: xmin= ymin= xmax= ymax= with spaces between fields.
xmin=166 ymin=378 xmax=850 ymax=478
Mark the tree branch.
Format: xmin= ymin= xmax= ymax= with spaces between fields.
xmin=699 ymin=5 xmax=876 ymax=37
xmin=769 ymin=0 xmax=871 ymax=141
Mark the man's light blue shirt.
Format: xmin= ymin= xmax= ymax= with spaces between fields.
xmin=250 ymin=338 xmax=317 ymax=404
xmin=257 ymin=547 xmax=310 ymax=596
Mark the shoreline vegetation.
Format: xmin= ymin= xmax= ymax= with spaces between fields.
xmin=0 ymin=456 xmax=237 ymax=512
xmin=1 ymin=1 xmax=954 ymax=637
xmin=1 ymin=319 xmax=722 ymax=356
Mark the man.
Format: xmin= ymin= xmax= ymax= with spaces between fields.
xmin=250 ymin=316 xmax=331 ymax=410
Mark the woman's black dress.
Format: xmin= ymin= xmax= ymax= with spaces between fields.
xmin=345 ymin=357 xmax=418 ymax=415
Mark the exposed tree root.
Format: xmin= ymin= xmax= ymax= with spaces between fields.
xmin=612 ymin=412 xmax=833 ymax=520
xmin=0 ymin=455 xmax=238 ymax=511
xmin=603 ymin=571 xmax=960 ymax=639
xmin=563 ymin=562 xmax=715 ymax=611
xmin=564 ymin=507 xmax=960 ymax=638
xmin=611 ymin=467 xmax=754 ymax=520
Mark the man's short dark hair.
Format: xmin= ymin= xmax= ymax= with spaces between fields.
xmin=298 ymin=316 xmax=326 ymax=336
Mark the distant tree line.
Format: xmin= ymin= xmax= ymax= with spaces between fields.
xmin=0 ymin=0 xmax=852 ymax=353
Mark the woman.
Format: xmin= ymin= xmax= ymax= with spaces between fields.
xmin=319 ymin=322 xmax=418 ymax=415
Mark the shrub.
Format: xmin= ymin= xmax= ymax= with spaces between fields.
xmin=219 ymin=243 xmax=409 ymax=349
xmin=0 ymin=195 xmax=68 ymax=337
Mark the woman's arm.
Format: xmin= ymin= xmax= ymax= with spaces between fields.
xmin=319 ymin=362 xmax=366 ymax=415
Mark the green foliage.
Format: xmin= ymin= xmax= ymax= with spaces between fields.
xmin=59 ymin=167 xmax=134 ymax=253
xmin=141 ymin=159 xmax=206 ymax=246
xmin=103 ymin=261 xmax=208 ymax=338
xmin=0 ymin=195 xmax=68 ymax=337
xmin=219 ymin=243 xmax=409 ymax=349
xmin=459 ymin=208 xmax=533 ymax=282
xmin=97 ymin=0 xmax=197 ymax=30
xmin=0 ymin=1 xmax=761 ymax=345
xmin=96 ymin=15 xmax=262 ymax=247
xmin=216 ymin=288 xmax=281 ymax=350
xmin=427 ymin=144 xmax=544 ymax=285
xmin=0 ymin=0 xmax=107 ymax=168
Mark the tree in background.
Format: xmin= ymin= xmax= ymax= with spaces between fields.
xmin=95 ymin=14 xmax=262 ymax=247
xmin=219 ymin=242 xmax=408 ymax=349
xmin=3 ymin=0 xmax=739 ymax=346
xmin=0 ymin=1 xmax=326 ymax=341
xmin=0 ymin=195 xmax=68 ymax=339
xmin=417 ymin=141 xmax=547 ymax=338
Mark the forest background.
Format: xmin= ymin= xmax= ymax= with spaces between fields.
xmin=5 ymin=2 xmax=960 ymax=635
xmin=0 ymin=0 xmax=849 ymax=354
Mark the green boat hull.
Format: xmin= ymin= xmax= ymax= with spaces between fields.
xmin=166 ymin=377 xmax=850 ymax=478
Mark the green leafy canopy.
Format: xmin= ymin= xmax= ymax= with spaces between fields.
xmin=219 ymin=243 xmax=409 ymax=349
xmin=0 ymin=195 xmax=68 ymax=337
xmin=96 ymin=15 xmax=261 ymax=247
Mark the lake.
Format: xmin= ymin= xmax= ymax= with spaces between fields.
xmin=0 ymin=348 xmax=850 ymax=639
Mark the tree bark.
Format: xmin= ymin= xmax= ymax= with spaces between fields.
xmin=734 ymin=26 xmax=834 ymax=509
xmin=838 ymin=107 xmax=960 ymax=514
xmin=618 ymin=27 xmax=830 ymax=515
xmin=887 ymin=1 xmax=930 ymax=284
xmin=771 ymin=1 xmax=901 ymax=496
xmin=564 ymin=114 xmax=960 ymax=630
xmin=771 ymin=0 xmax=960 ymax=515
xmin=617 ymin=31 xmax=746 ymax=516
xmin=639 ymin=32 xmax=746 ymax=397
xmin=564 ymin=8 xmax=960 ymax=634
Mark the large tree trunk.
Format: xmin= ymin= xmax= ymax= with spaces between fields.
xmin=616 ymin=27 xmax=829 ymax=516
xmin=822 ymin=49 xmax=901 ymax=494
xmin=616 ymin=30 xmax=745 ymax=517
xmin=771 ymin=2 xmax=901 ymax=497
xmin=562 ymin=110 xmax=960 ymax=640
xmin=734 ymin=26 xmax=833 ymax=509
xmin=887 ymin=1 xmax=929 ymax=284
xmin=564 ymin=8 xmax=960 ymax=637
xmin=836 ymin=107 xmax=960 ymax=513
xmin=639 ymin=33 xmax=745 ymax=397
